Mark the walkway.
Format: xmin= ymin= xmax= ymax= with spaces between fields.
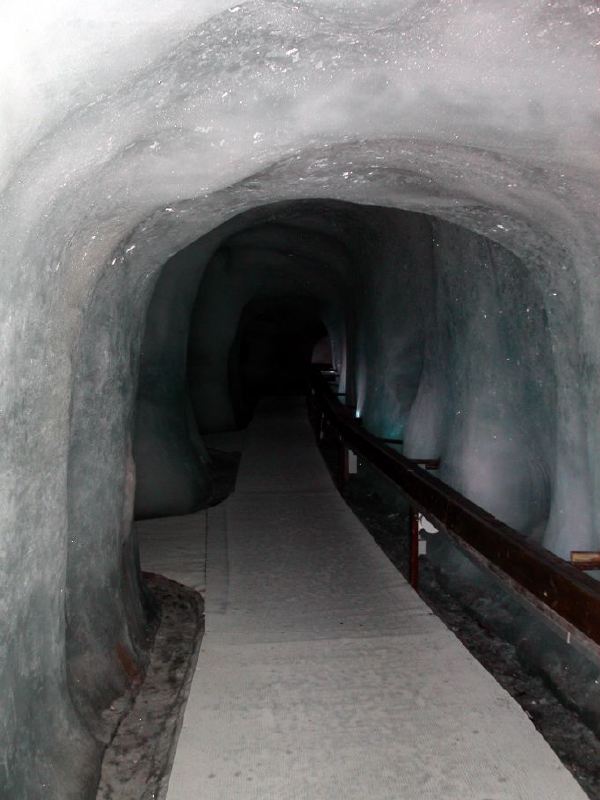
xmin=160 ymin=398 xmax=586 ymax=799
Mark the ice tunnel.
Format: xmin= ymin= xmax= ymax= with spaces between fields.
xmin=1 ymin=1 xmax=599 ymax=797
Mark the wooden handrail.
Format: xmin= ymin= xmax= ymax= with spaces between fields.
xmin=309 ymin=367 xmax=600 ymax=650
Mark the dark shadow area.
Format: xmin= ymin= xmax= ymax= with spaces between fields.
xmin=230 ymin=294 xmax=328 ymax=426
xmin=206 ymin=448 xmax=242 ymax=507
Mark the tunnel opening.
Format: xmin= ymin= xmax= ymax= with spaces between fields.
xmin=229 ymin=294 xmax=328 ymax=426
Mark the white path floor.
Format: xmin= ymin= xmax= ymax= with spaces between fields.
xmin=163 ymin=398 xmax=587 ymax=800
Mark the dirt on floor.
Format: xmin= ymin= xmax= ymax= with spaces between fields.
xmin=96 ymin=574 xmax=203 ymax=800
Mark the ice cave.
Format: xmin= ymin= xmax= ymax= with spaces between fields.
xmin=1 ymin=1 xmax=599 ymax=798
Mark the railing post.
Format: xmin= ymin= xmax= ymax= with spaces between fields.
xmin=409 ymin=507 xmax=419 ymax=590
xmin=318 ymin=409 xmax=325 ymax=441
xmin=338 ymin=436 xmax=349 ymax=489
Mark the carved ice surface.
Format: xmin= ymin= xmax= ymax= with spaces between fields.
xmin=1 ymin=1 xmax=599 ymax=798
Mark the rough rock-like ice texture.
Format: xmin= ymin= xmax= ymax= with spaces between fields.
xmin=1 ymin=1 xmax=599 ymax=798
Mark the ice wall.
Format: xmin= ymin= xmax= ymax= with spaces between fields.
xmin=404 ymin=222 xmax=556 ymax=537
xmin=133 ymin=234 xmax=218 ymax=519
xmin=1 ymin=1 xmax=599 ymax=797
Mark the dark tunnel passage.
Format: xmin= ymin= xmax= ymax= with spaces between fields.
xmin=132 ymin=198 xmax=556 ymax=552
xmin=229 ymin=294 xmax=328 ymax=424
xmin=3 ymin=4 xmax=600 ymax=798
